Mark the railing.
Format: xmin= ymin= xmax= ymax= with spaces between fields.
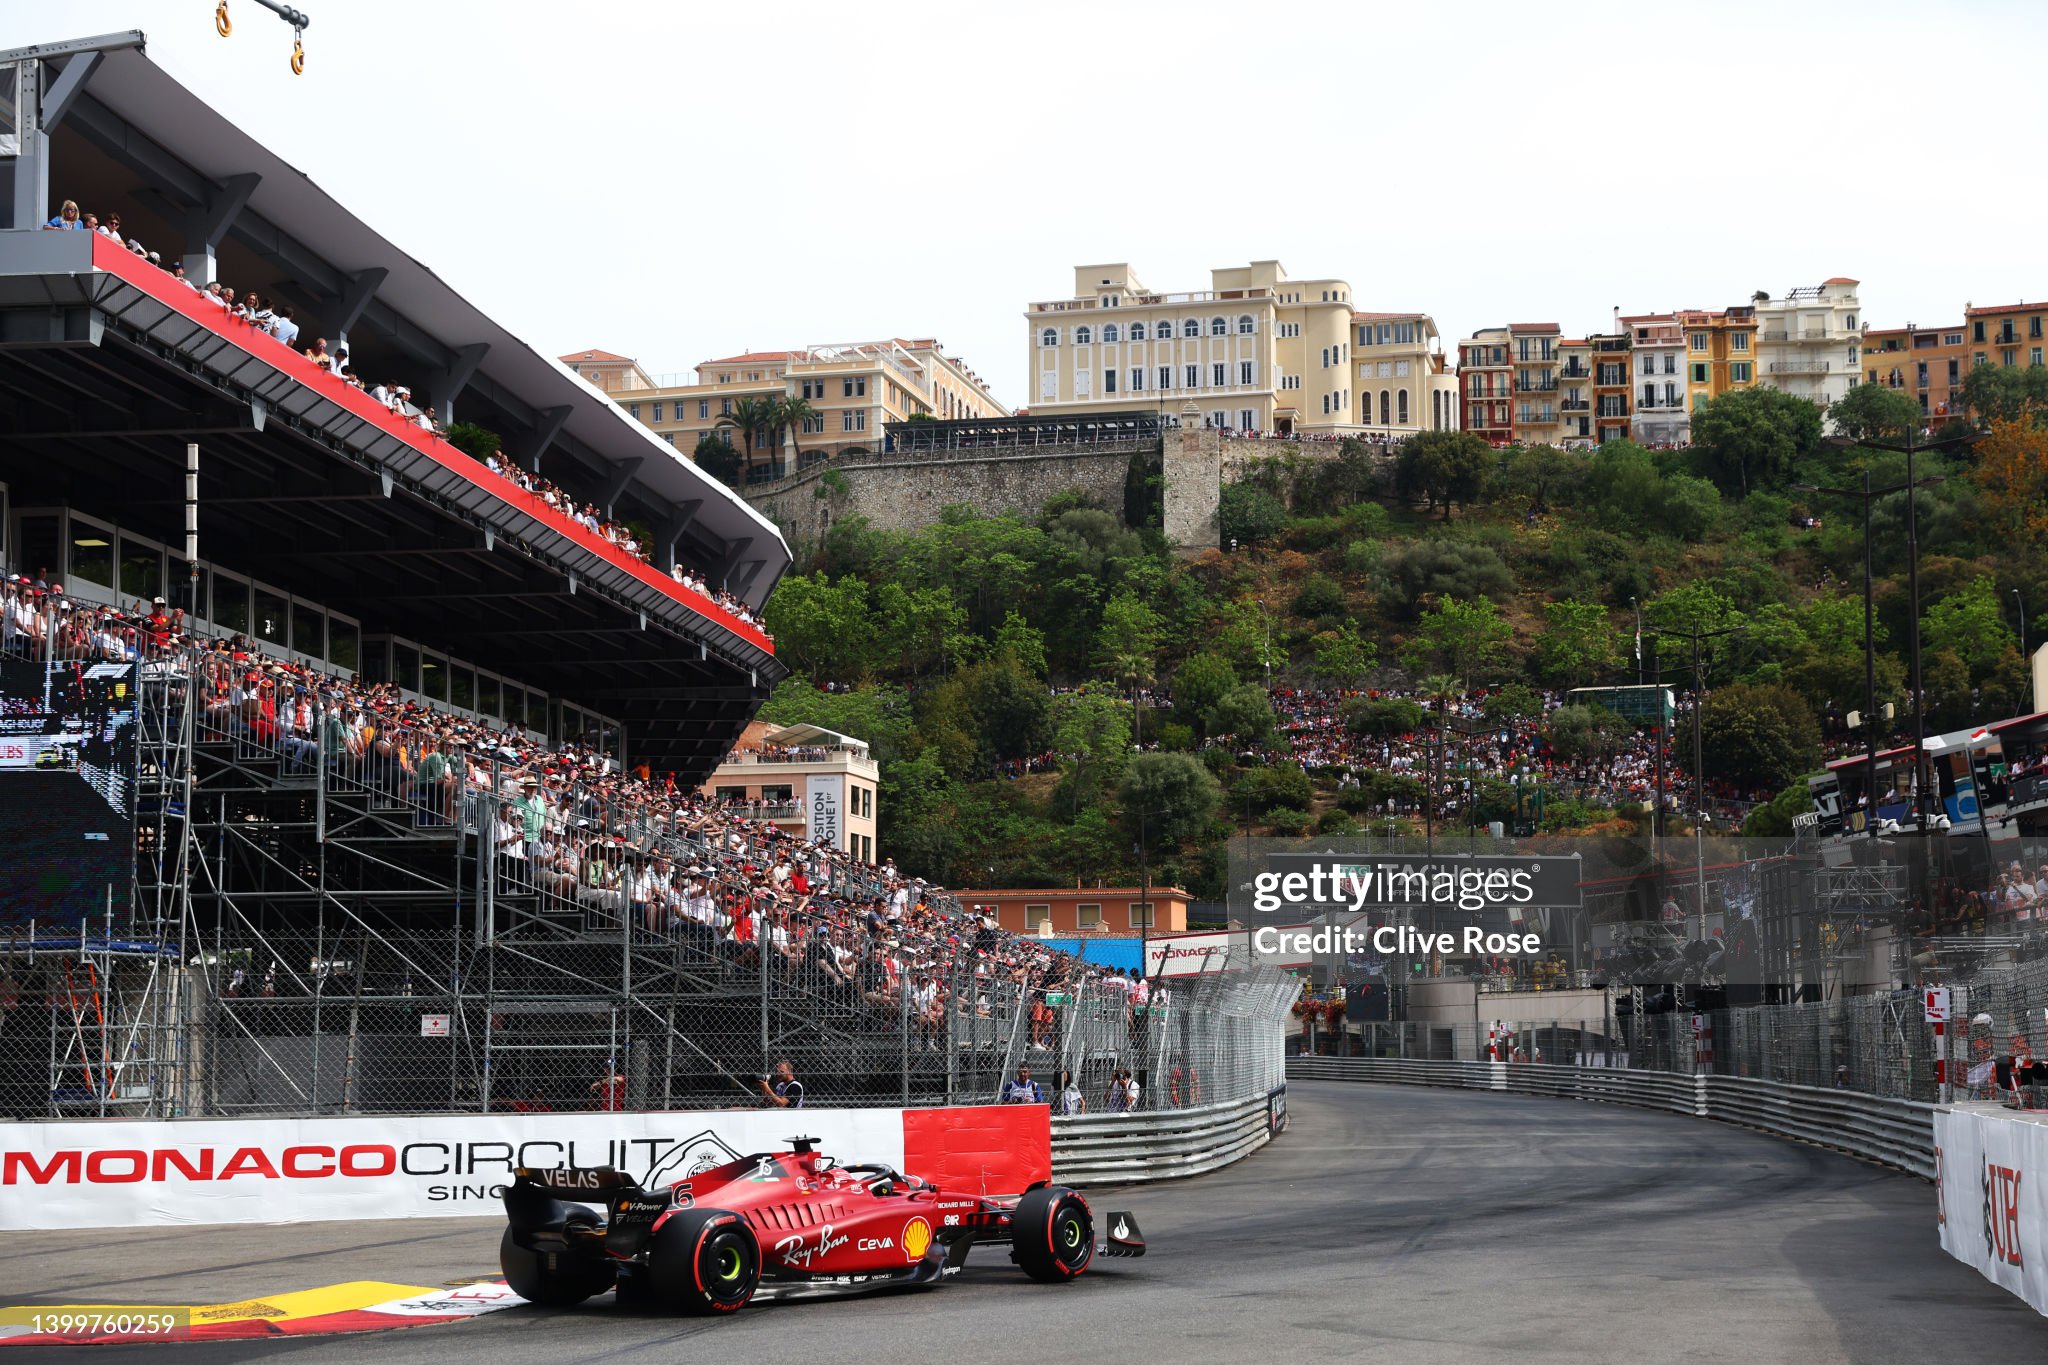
xmin=1561 ymin=398 xmax=1590 ymax=411
xmin=1515 ymin=378 xmax=1558 ymax=392
xmin=1768 ymin=360 xmax=1831 ymax=374
xmin=1289 ymin=1057 xmax=1935 ymax=1179
xmin=1558 ymin=366 xmax=1591 ymax=379
xmin=1799 ymin=328 xmax=1833 ymax=339
xmin=1051 ymin=1092 xmax=1281 ymax=1186
xmin=718 ymin=746 xmax=875 ymax=768
xmin=1762 ymin=329 xmax=1790 ymax=341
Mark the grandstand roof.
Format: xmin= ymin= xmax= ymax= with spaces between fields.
xmin=0 ymin=31 xmax=785 ymax=610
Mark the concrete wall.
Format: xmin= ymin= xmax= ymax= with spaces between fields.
xmin=744 ymin=429 xmax=1360 ymax=555
xmin=744 ymin=441 xmax=1150 ymax=555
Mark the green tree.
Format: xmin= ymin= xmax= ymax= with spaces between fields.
xmin=1341 ymin=696 xmax=1425 ymax=736
xmin=1380 ymin=540 xmax=1513 ymax=615
xmin=1309 ymin=623 xmax=1378 ymax=684
xmin=693 ymin=432 xmax=741 ymax=485
xmin=1172 ymin=653 xmax=1238 ymax=727
xmin=776 ymin=394 xmax=818 ymax=470
xmin=1119 ymin=752 xmax=1224 ymax=848
xmin=715 ymin=395 xmax=777 ymax=473
xmin=1506 ymin=443 xmax=1587 ymax=511
xmin=1960 ymin=363 xmax=2048 ymax=428
xmin=445 ymin=421 xmax=503 ymax=462
xmin=762 ymin=575 xmax=873 ymax=681
xmin=1050 ymin=689 xmax=1131 ymax=816
xmin=1404 ymin=596 xmax=1513 ymax=689
xmin=991 ymin=610 xmax=1048 ymax=677
xmin=1741 ymin=782 xmax=1816 ymax=837
xmin=1537 ymin=599 xmax=1616 ymax=684
xmin=1206 ymin=682 xmax=1277 ymax=745
xmin=1481 ymin=683 xmax=1543 ymax=724
xmin=1214 ymin=597 xmax=1285 ymax=677
xmin=1697 ymin=682 xmax=1822 ymax=792
xmin=1544 ymin=704 xmax=1631 ymax=763
xmin=1922 ymin=574 xmax=2014 ymax=675
xmin=1691 ymin=385 xmax=1824 ymax=495
xmin=1394 ymin=430 xmax=1492 ymax=517
xmin=1097 ymin=589 xmax=1163 ymax=697
xmin=1290 ymin=573 xmax=1346 ymax=619
xmin=1828 ymin=383 xmax=1923 ymax=443
xmin=1219 ymin=482 xmax=1288 ymax=546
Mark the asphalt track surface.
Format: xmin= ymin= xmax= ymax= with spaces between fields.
xmin=10 ymin=1081 xmax=2048 ymax=1364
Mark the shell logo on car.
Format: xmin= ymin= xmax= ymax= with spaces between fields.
xmin=901 ymin=1217 xmax=932 ymax=1262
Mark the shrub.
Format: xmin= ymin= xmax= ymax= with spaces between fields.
xmin=1380 ymin=539 xmax=1513 ymax=615
xmin=1266 ymin=806 xmax=1312 ymax=836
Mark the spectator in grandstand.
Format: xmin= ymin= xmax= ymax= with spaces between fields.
xmin=758 ymin=1059 xmax=804 ymax=1108
xmin=303 ymin=337 xmax=333 ymax=370
xmin=999 ymin=1064 xmax=1045 ymax=1105
xmin=590 ymin=1064 xmax=627 ymax=1112
xmin=42 ymin=199 xmax=83 ymax=229
xmin=271 ymin=305 xmax=300 ymax=350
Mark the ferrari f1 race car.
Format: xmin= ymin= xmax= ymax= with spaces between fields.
xmin=499 ymin=1135 xmax=1144 ymax=1315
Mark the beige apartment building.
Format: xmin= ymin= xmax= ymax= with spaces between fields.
xmin=1352 ymin=312 xmax=1460 ymax=438
xmin=1026 ymin=262 xmax=1362 ymax=436
xmin=565 ymin=340 xmax=1007 ymax=480
xmin=701 ymin=721 xmax=880 ymax=864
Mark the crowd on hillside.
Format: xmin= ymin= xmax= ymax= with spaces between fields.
xmin=41 ymin=196 xmax=764 ymax=636
xmin=1265 ymin=684 xmax=1774 ymax=822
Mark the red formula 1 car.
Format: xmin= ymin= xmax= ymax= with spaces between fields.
xmin=499 ymin=1135 xmax=1144 ymax=1315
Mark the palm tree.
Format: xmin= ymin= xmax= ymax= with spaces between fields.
xmin=777 ymin=395 xmax=818 ymax=470
xmin=715 ymin=397 xmax=774 ymax=477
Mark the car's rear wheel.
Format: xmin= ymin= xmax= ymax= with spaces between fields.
xmin=500 ymin=1211 xmax=616 ymax=1306
xmin=647 ymin=1207 xmax=759 ymax=1315
xmin=1011 ymin=1185 xmax=1094 ymax=1282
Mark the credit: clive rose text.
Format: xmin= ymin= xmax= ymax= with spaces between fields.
xmin=1255 ymin=925 xmax=1543 ymax=957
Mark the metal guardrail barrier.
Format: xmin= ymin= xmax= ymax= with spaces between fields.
xmin=1289 ymin=1057 xmax=1936 ymax=1180
xmin=1050 ymin=1092 xmax=1281 ymax=1187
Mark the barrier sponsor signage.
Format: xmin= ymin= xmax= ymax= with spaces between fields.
xmin=0 ymin=1104 xmax=1045 ymax=1231
xmin=1266 ymin=1084 xmax=1288 ymax=1136
xmin=1144 ymin=930 xmax=1243 ymax=978
xmin=1934 ymin=1105 xmax=2048 ymax=1315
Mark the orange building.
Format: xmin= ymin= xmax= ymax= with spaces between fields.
xmin=1862 ymin=322 xmax=1970 ymax=426
xmin=973 ymin=887 xmax=1191 ymax=937
xmin=1964 ymin=301 xmax=2048 ymax=377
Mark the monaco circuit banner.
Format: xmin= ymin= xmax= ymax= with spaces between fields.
xmin=0 ymin=1104 xmax=1049 ymax=1232
xmin=1934 ymin=1104 xmax=2048 ymax=1316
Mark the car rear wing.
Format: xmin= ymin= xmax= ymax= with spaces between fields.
xmin=512 ymin=1164 xmax=638 ymax=1195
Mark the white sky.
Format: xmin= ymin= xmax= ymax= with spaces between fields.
xmin=11 ymin=1 xmax=2047 ymax=405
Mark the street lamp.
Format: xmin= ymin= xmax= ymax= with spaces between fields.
xmin=2015 ymin=587 xmax=2029 ymax=662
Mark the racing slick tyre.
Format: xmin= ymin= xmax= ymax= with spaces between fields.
xmin=500 ymin=1211 xmax=616 ymax=1307
xmin=1011 ymin=1185 xmax=1094 ymax=1282
xmin=647 ymin=1207 xmax=760 ymax=1315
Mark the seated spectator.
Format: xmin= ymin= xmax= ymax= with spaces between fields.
xmin=43 ymin=199 xmax=84 ymax=230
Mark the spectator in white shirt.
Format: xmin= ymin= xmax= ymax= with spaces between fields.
xmin=271 ymin=306 xmax=300 ymax=349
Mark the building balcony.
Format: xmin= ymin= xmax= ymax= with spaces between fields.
xmin=1761 ymin=329 xmax=1789 ymax=342
xmin=1515 ymin=378 xmax=1559 ymax=393
xmin=1768 ymin=360 xmax=1831 ymax=375
xmin=1561 ymin=399 xmax=1590 ymax=411
xmin=1594 ymin=340 xmax=1630 ymax=353
xmin=1558 ymin=365 xmax=1591 ymax=379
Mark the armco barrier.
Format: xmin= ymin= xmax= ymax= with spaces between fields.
xmin=1050 ymin=1093 xmax=1281 ymax=1186
xmin=1290 ymin=1057 xmax=1935 ymax=1180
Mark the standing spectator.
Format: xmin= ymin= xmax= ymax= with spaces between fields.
xmin=1057 ymin=1069 xmax=1086 ymax=1115
xmin=590 ymin=1063 xmax=627 ymax=1112
xmin=272 ymin=305 xmax=300 ymax=350
xmin=757 ymin=1058 xmax=804 ymax=1108
xmin=999 ymin=1064 xmax=1044 ymax=1105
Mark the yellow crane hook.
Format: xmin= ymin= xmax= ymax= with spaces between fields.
xmin=215 ymin=1 xmax=232 ymax=37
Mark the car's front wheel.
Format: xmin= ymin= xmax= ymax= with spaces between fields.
xmin=646 ymin=1207 xmax=760 ymax=1315
xmin=1011 ymin=1185 xmax=1094 ymax=1282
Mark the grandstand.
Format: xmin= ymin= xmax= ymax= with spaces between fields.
xmin=0 ymin=34 xmax=1292 ymax=1120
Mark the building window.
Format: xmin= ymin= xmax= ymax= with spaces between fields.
xmin=1128 ymin=901 xmax=1155 ymax=929
xmin=843 ymin=376 xmax=867 ymax=397
xmin=1322 ymin=394 xmax=1330 ymax=415
xmin=802 ymin=415 xmax=825 ymax=433
xmin=2033 ymin=348 xmax=2044 ymax=368
xmin=1663 ymin=354 xmax=1676 ymax=375
xmin=1185 ymin=364 xmax=1199 ymax=388
xmin=628 ymin=402 xmax=641 ymax=419
xmin=1074 ymin=326 xmax=1091 ymax=345
xmin=1129 ymin=321 xmax=1146 ymax=341
xmin=1210 ymin=316 xmax=1227 ymax=336
xmin=1691 ymin=363 xmax=1709 ymax=383
xmin=1212 ymin=362 xmax=1227 ymax=387
xmin=1101 ymin=323 xmax=1119 ymax=344
xmin=662 ymin=432 xmax=674 ymax=445
xmin=1104 ymin=369 xmax=1118 ymax=394
xmin=842 ymin=411 xmax=866 ymax=432
xmin=720 ymin=397 xmax=732 ymax=416
xmin=1321 ymin=347 xmax=1330 ymax=368
xmin=1730 ymin=361 xmax=1752 ymax=383
xmin=1239 ymin=408 xmax=1255 ymax=430
xmin=1690 ymin=332 xmax=1709 ymax=351
xmin=1130 ymin=368 xmax=1145 ymax=391
xmin=1076 ymin=903 xmax=1102 ymax=930
xmin=1397 ymin=389 xmax=1409 ymax=423
xmin=651 ymin=402 xmax=663 ymax=422
xmin=698 ymin=400 xmax=710 ymax=419
xmin=1026 ymin=904 xmax=1052 ymax=930
xmin=1158 ymin=366 xmax=1172 ymax=390
xmin=1238 ymin=315 xmax=1255 ymax=335
xmin=1040 ymin=327 xmax=1057 ymax=347
xmin=1731 ymin=333 xmax=1749 ymax=352
xmin=1240 ymin=360 xmax=1255 ymax=385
